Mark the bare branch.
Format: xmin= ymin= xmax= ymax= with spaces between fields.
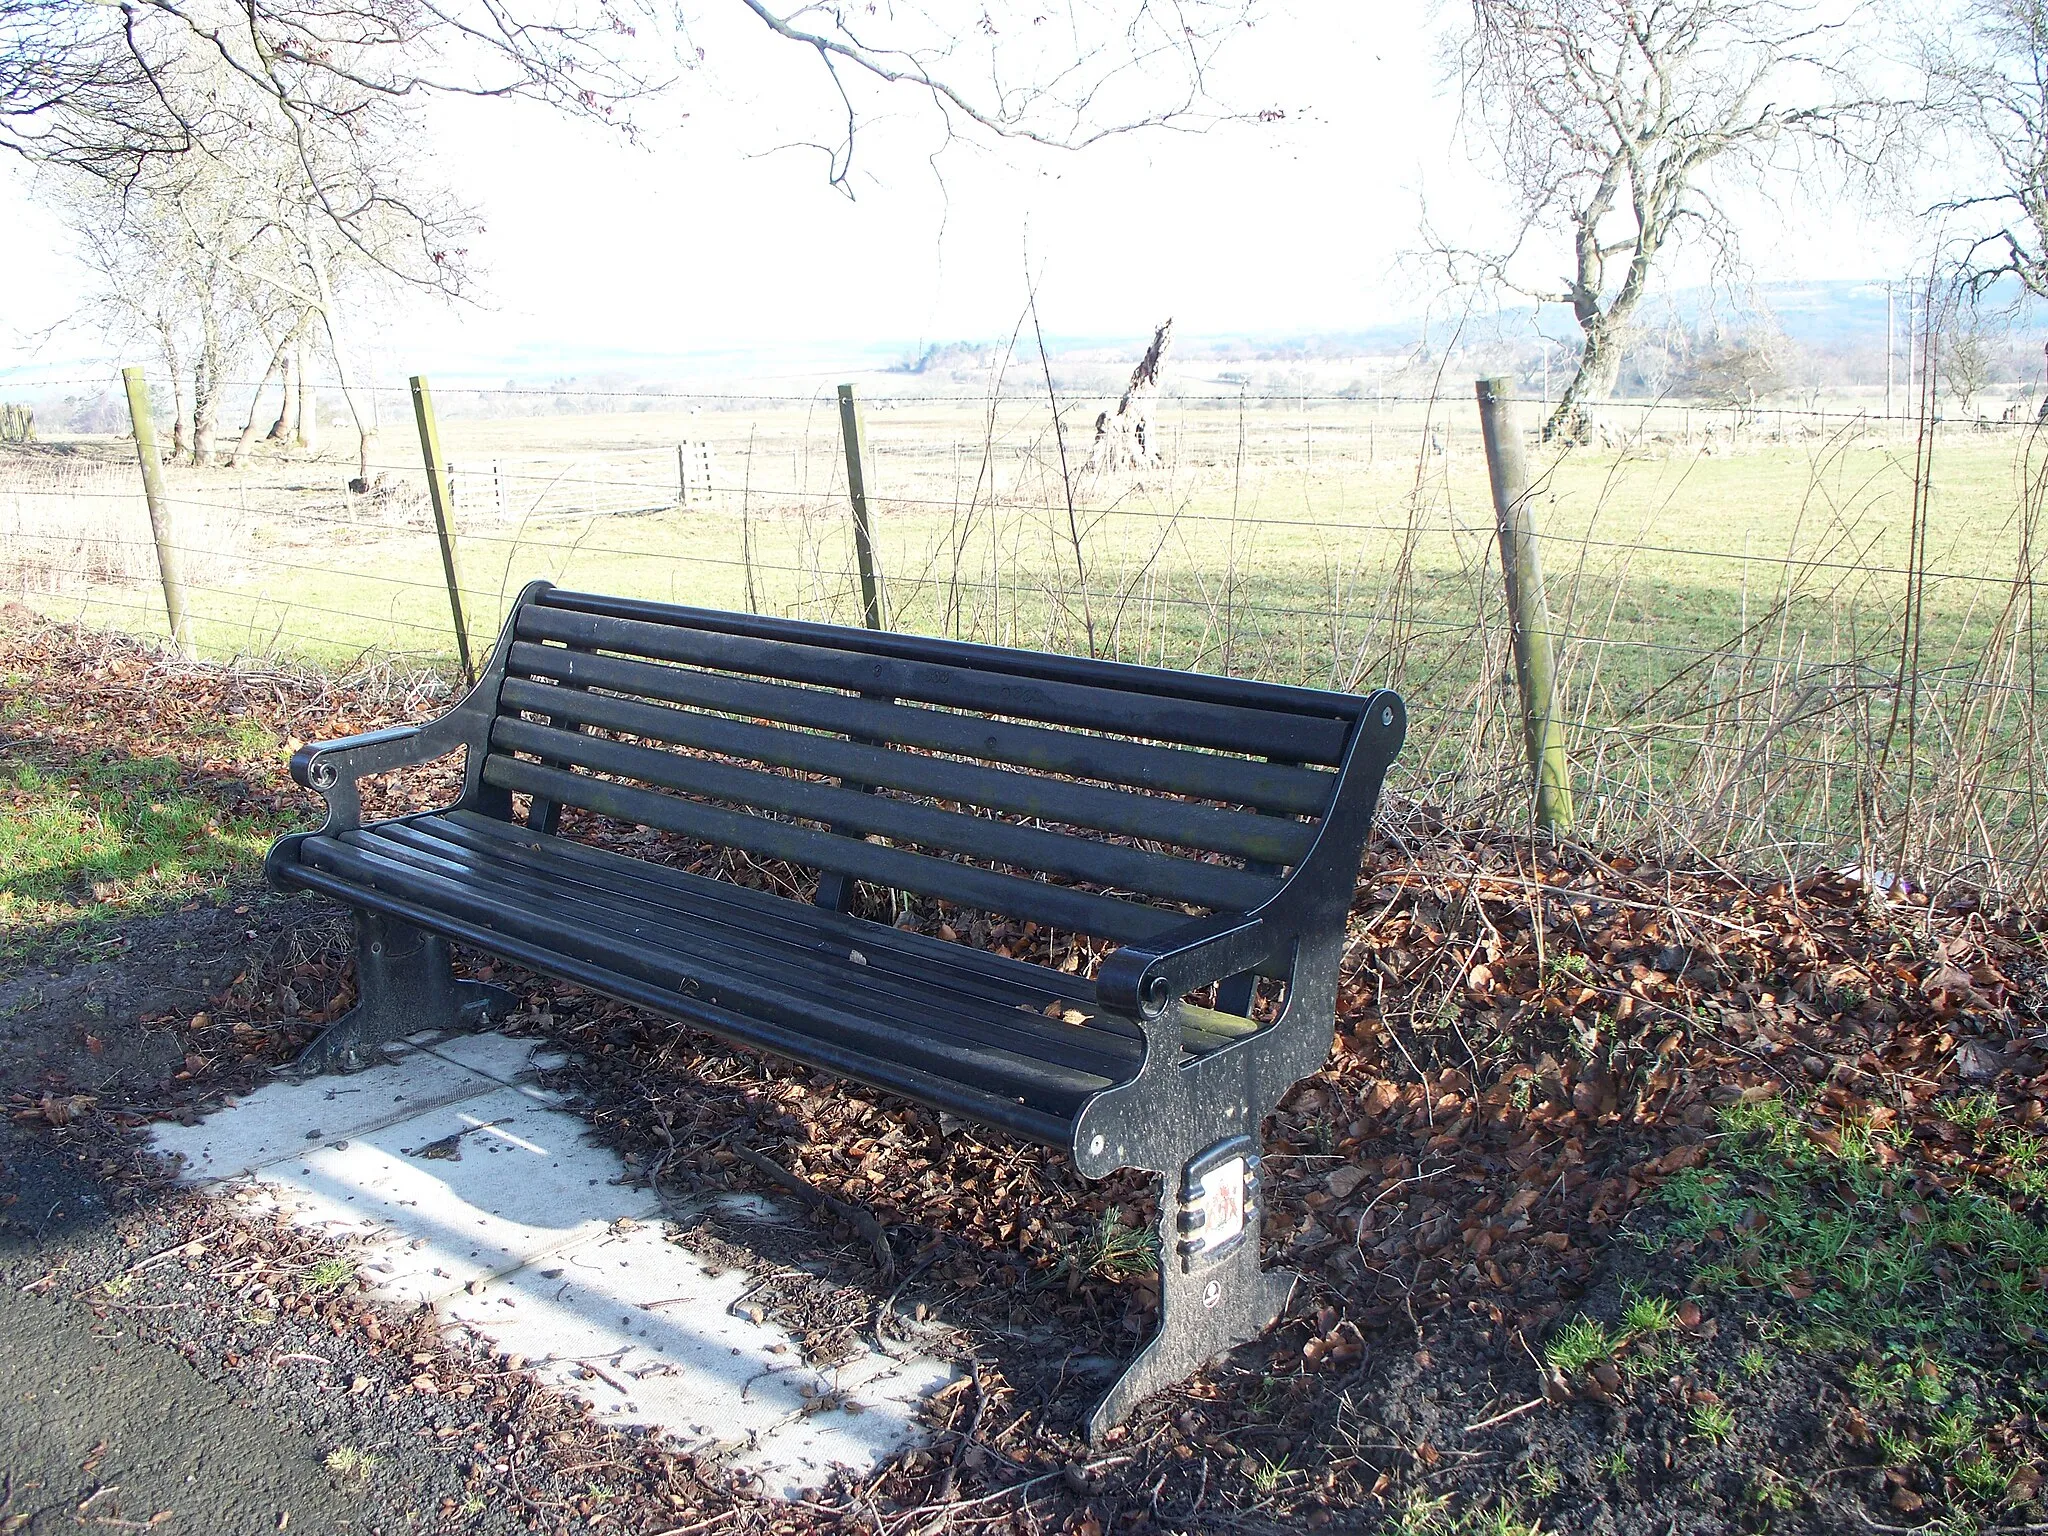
xmin=1432 ymin=0 xmax=1905 ymax=439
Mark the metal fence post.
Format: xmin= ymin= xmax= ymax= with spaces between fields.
xmin=409 ymin=375 xmax=476 ymax=687
xmin=1475 ymin=377 xmax=1575 ymax=835
xmin=120 ymin=367 xmax=194 ymax=659
xmin=837 ymin=383 xmax=887 ymax=630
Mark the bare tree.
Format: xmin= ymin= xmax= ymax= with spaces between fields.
xmin=1925 ymin=0 xmax=2048 ymax=298
xmin=1941 ymin=310 xmax=1995 ymax=411
xmin=1439 ymin=0 xmax=1897 ymax=439
xmin=55 ymin=169 xmax=231 ymax=461
xmin=1 ymin=0 xmax=658 ymax=190
xmin=6 ymin=0 xmax=1260 ymax=227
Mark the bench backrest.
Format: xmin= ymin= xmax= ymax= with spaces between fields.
xmin=478 ymin=587 xmax=1368 ymax=945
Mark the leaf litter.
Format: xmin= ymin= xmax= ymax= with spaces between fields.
xmin=2 ymin=610 xmax=2044 ymax=1533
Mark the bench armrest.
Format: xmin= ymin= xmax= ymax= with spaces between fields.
xmin=290 ymin=715 xmax=476 ymax=833
xmin=1094 ymin=691 xmax=1405 ymax=1025
xmin=1097 ymin=913 xmax=1273 ymax=1019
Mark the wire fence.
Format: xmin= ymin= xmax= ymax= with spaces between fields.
xmin=3 ymin=376 xmax=2044 ymax=900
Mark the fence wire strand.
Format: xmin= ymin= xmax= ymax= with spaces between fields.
xmin=6 ymin=383 xmax=2045 ymax=897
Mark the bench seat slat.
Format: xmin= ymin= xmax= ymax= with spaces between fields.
xmin=496 ymin=673 xmax=1316 ymax=865
xmin=481 ymin=756 xmax=1186 ymax=944
xmin=352 ymin=823 xmax=1147 ymax=1079
xmin=413 ymin=812 xmax=1256 ymax=1054
xmin=504 ymin=641 xmax=1335 ymax=817
xmin=433 ymin=810 xmax=1102 ymax=1006
xmin=278 ymin=860 xmax=1080 ymax=1145
xmin=304 ymin=834 xmax=1130 ymax=1116
xmin=487 ymin=716 xmax=1278 ymax=913
xmin=517 ymin=603 xmax=1353 ymax=764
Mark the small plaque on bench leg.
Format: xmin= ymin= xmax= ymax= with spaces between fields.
xmin=1178 ymin=1135 xmax=1256 ymax=1266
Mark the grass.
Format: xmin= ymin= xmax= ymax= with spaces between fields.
xmin=1244 ymin=1452 xmax=1293 ymax=1495
xmin=1934 ymin=1094 xmax=2005 ymax=1129
xmin=1620 ymin=1288 xmax=1679 ymax=1337
xmin=304 ymin=1258 xmax=356 ymax=1290
xmin=1954 ymin=1454 xmax=2013 ymax=1503
xmin=1992 ymin=1128 xmax=2048 ymax=1201
xmin=0 ymin=747 xmax=284 ymax=958
xmin=1387 ymin=1490 xmax=1541 ymax=1536
xmin=324 ymin=1446 xmax=378 ymax=1483
xmin=1658 ymin=1095 xmax=2048 ymax=1349
xmin=1543 ymin=1283 xmax=1688 ymax=1386
xmin=1655 ymin=1094 xmax=2048 ymax=1523
xmin=1542 ymin=1316 xmax=1615 ymax=1374
xmin=1689 ymin=1399 xmax=1737 ymax=1442
xmin=1517 ymin=1459 xmax=1562 ymax=1499
xmin=1749 ymin=1468 xmax=1799 ymax=1512
xmin=1078 ymin=1210 xmax=1159 ymax=1281
xmin=17 ymin=409 xmax=2048 ymax=882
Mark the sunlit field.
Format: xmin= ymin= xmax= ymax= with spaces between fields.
xmin=7 ymin=393 xmax=2042 ymax=889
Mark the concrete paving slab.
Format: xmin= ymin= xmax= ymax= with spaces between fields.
xmin=445 ymin=1222 xmax=952 ymax=1496
xmin=246 ymin=1087 xmax=663 ymax=1305
xmin=152 ymin=1033 xmax=953 ymax=1497
xmin=151 ymin=1047 xmax=495 ymax=1185
xmin=412 ymin=1032 xmax=570 ymax=1089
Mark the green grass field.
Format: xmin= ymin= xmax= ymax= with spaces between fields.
xmin=13 ymin=400 xmax=2046 ymax=887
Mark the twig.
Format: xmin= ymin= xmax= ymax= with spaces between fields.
xmin=1463 ymin=1397 xmax=1544 ymax=1434
xmin=935 ymin=1357 xmax=988 ymax=1502
xmin=890 ymin=1455 xmax=1133 ymax=1529
xmin=733 ymin=1142 xmax=894 ymax=1279
xmin=645 ymin=1517 xmax=728 ymax=1536
xmin=117 ymin=1228 xmax=226 ymax=1278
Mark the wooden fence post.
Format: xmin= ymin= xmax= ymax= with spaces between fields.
xmin=120 ymin=367 xmax=194 ymax=660
xmin=409 ymin=376 xmax=476 ymax=686
xmin=1475 ymin=377 xmax=1574 ymax=835
xmin=837 ymin=384 xmax=887 ymax=630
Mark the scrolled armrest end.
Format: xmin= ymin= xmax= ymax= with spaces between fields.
xmin=1097 ymin=952 xmax=1174 ymax=1019
xmin=1098 ymin=913 xmax=1273 ymax=1019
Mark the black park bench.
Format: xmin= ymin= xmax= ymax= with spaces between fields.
xmin=265 ymin=582 xmax=1405 ymax=1438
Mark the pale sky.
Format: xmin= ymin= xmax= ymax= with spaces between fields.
xmin=0 ymin=3 xmax=1927 ymax=386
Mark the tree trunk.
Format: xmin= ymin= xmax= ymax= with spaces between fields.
xmin=305 ymin=233 xmax=376 ymax=484
xmin=295 ymin=331 xmax=319 ymax=454
xmin=191 ymin=311 xmax=222 ymax=466
xmin=1545 ymin=317 xmax=1627 ymax=443
xmin=233 ymin=334 xmax=291 ymax=468
xmin=160 ymin=323 xmax=189 ymax=463
xmin=269 ymin=341 xmax=297 ymax=444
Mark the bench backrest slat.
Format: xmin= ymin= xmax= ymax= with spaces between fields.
xmin=504 ymin=641 xmax=1333 ymax=817
xmin=496 ymin=675 xmax=1315 ymax=867
xmin=480 ymin=588 xmax=1367 ymax=940
xmin=483 ymin=755 xmax=1186 ymax=944
xmin=490 ymin=715 xmax=1279 ymax=912
xmin=536 ymin=589 xmax=1363 ymax=743
xmin=516 ymin=603 xmax=1354 ymax=763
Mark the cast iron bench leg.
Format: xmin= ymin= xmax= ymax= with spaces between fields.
xmin=1085 ymin=1157 xmax=1294 ymax=1444
xmin=294 ymin=911 xmax=516 ymax=1074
